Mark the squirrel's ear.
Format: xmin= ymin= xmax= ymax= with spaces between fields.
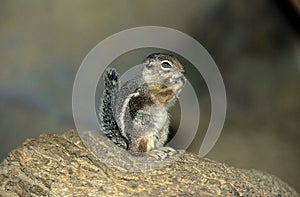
xmin=145 ymin=63 xmax=153 ymax=69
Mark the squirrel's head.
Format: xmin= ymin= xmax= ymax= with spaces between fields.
xmin=142 ymin=53 xmax=186 ymax=92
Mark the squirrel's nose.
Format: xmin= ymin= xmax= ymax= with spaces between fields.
xmin=174 ymin=67 xmax=184 ymax=73
xmin=172 ymin=62 xmax=184 ymax=73
xmin=177 ymin=67 xmax=185 ymax=74
xmin=176 ymin=65 xmax=185 ymax=73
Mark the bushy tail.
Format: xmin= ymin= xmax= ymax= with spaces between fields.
xmin=97 ymin=68 xmax=128 ymax=149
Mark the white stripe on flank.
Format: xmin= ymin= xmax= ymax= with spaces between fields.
xmin=120 ymin=92 xmax=140 ymax=133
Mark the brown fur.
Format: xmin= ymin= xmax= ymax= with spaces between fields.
xmin=147 ymin=84 xmax=176 ymax=105
xmin=137 ymin=136 xmax=155 ymax=152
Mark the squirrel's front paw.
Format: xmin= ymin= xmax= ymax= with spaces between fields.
xmin=147 ymin=146 xmax=178 ymax=160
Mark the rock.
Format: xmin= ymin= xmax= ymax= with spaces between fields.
xmin=0 ymin=130 xmax=298 ymax=196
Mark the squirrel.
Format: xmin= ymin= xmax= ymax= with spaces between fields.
xmin=97 ymin=53 xmax=186 ymax=154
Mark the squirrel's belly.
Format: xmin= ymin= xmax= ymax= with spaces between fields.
xmin=150 ymin=107 xmax=168 ymax=131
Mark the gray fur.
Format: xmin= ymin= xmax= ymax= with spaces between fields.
xmin=98 ymin=53 xmax=186 ymax=152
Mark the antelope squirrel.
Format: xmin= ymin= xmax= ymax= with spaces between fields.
xmin=98 ymin=53 xmax=186 ymax=154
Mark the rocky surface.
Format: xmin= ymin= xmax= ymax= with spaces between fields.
xmin=0 ymin=130 xmax=298 ymax=197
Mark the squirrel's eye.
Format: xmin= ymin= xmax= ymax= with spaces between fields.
xmin=161 ymin=61 xmax=172 ymax=70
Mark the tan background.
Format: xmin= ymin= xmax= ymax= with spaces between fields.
xmin=0 ymin=0 xmax=299 ymax=192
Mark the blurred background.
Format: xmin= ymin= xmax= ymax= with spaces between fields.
xmin=0 ymin=0 xmax=299 ymax=192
